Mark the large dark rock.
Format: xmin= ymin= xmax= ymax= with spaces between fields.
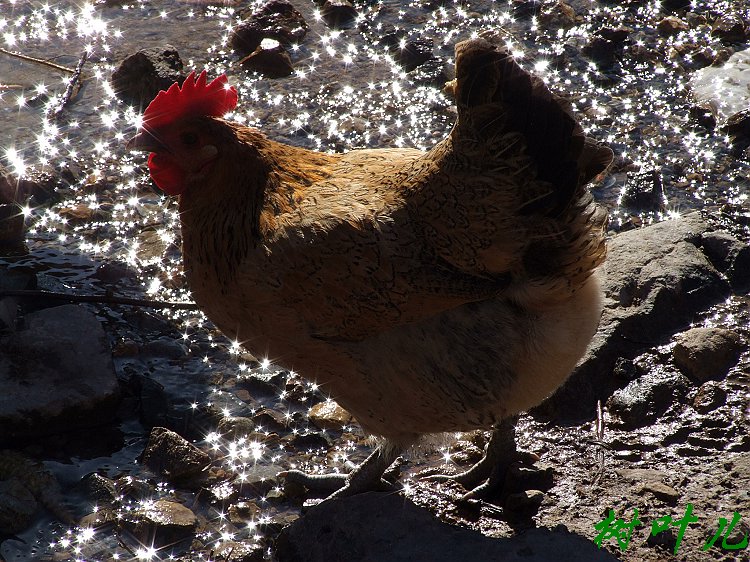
xmin=111 ymin=46 xmax=185 ymax=108
xmin=540 ymin=212 xmax=731 ymax=421
xmin=230 ymin=0 xmax=309 ymax=56
xmin=0 ymin=305 xmax=120 ymax=443
xmin=276 ymin=492 xmax=617 ymax=561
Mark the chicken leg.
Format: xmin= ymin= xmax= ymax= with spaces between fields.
xmin=429 ymin=416 xmax=520 ymax=500
xmin=283 ymin=442 xmax=402 ymax=499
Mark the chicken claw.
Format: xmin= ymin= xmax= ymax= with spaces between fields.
xmin=282 ymin=443 xmax=402 ymax=500
xmin=428 ymin=416 xmax=520 ymax=501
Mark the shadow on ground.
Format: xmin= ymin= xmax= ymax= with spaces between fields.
xmin=276 ymin=492 xmax=617 ymax=562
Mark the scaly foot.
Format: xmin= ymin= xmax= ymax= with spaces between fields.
xmin=282 ymin=444 xmax=402 ymax=500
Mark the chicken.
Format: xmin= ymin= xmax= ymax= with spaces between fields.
xmin=127 ymin=38 xmax=612 ymax=500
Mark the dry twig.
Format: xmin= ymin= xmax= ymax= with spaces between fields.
xmin=49 ymin=50 xmax=88 ymax=119
xmin=0 ymin=47 xmax=76 ymax=74
xmin=0 ymin=289 xmax=198 ymax=310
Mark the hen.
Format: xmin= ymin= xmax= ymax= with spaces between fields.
xmin=128 ymin=38 xmax=612 ymax=500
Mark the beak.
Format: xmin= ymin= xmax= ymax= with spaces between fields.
xmin=126 ymin=129 xmax=166 ymax=152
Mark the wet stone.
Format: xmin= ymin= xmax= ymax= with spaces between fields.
xmin=115 ymin=475 xmax=155 ymax=501
xmin=78 ymin=507 xmax=117 ymax=529
xmin=504 ymin=489 xmax=545 ymax=515
xmin=321 ymin=0 xmax=358 ymax=30
xmin=504 ymin=463 xmax=555 ymax=495
xmin=239 ymin=369 xmax=287 ymax=395
xmin=308 ymin=400 xmax=353 ymax=431
xmin=213 ymin=540 xmax=265 ymax=562
xmin=81 ymin=473 xmax=118 ymax=504
xmin=141 ymin=427 xmax=211 ymax=487
xmin=409 ymin=56 xmax=449 ymax=88
xmin=142 ymin=336 xmax=188 ymax=359
xmin=217 ymin=415 xmax=256 ymax=439
xmin=0 ymin=304 xmax=120 ymax=443
xmin=228 ymin=501 xmax=262 ymax=525
xmin=231 ymin=0 xmax=309 ymax=56
xmin=0 ymin=204 xmax=25 ymax=249
xmin=619 ymin=170 xmax=665 ymax=211
xmin=392 ymin=38 xmax=435 ymax=72
xmin=657 ymin=16 xmax=689 ymax=36
xmin=673 ymin=327 xmax=743 ymax=382
xmin=711 ymin=14 xmax=748 ymax=44
xmin=111 ymin=46 xmax=185 ymax=107
xmin=700 ymin=231 xmax=750 ymax=289
xmin=121 ymin=499 xmax=197 ymax=554
xmin=606 ymin=369 xmax=691 ymax=428
xmin=0 ymin=478 xmax=38 ymax=534
xmin=253 ymin=408 xmax=290 ymax=433
xmin=637 ymin=481 xmax=680 ymax=504
xmin=512 ymin=0 xmax=542 ymax=19
xmin=693 ymin=380 xmax=728 ymax=413
xmin=240 ymin=39 xmax=294 ymax=78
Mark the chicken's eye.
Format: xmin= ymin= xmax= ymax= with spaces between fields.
xmin=180 ymin=131 xmax=199 ymax=146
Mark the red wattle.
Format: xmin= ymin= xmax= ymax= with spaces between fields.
xmin=148 ymin=152 xmax=186 ymax=195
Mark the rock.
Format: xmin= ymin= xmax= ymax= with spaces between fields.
xmin=539 ymin=1 xmax=576 ymax=28
xmin=504 ymin=463 xmax=555 ymax=495
xmin=721 ymin=108 xmax=750 ymax=144
xmin=228 ymin=501 xmax=262 ymax=525
xmin=392 ymin=38 xmax=434 ymax=72
xmin=217 ymin=415 xmax=256 ymax=439
xmin=237 ymin=462 xmax=283 ymax=495
xmin=230 ymin=0 xmax=309 ymax=56
xmin=691 ymin=48 xmax=750 ymax=126
xmin=308 ymin=400 xmax=353 ymax=431
xmin=582 ymin=36 xmax=621 ymax=70
xmin=0 ymin=305 xmax=120 ymax=443
xmin=0 ymin=478 xmax=38 ymax=534
xmin=0 ymin=450 xmax=71 ymax=530
xmin=657 ymin=16 xmax=689 ymax=36
xmin=240 ymin=39 xmax=294 ymax=78
xmin=606 ymin=369 xmax=691 ymax=428
xmin=0 ymin=204 xmax=25 ymax=249
xmin=276 ymin=492 xmax=618 ymax=561
xmin=111 ymin=46 xmax=185 ymax=107
xmin=711 ymin=14 xmax=748 ymax=44
xmin=619 ymin=170 xmax=665 ymax=211
xmin=512 ymin=0 xmax=542 ymax=19
xmin=115 ymin=475 xmax=155 ymax=501
xmin=287 ymin=431 xmax=331 ymax=451
xmin=542 ymin=213 xmax=730 ymax=420
xmin=505 ymin=489 xmax=545 ymax=514
xmin=78 ymin=507 xmax=117 ymax=529
xmin=409 ymin=57 xmax=449 ymax=87
xmin=693 ymin=380 xmax=727 ymax=413
xmin=700 ymin=230 xmax=750 ymax=288
xmin=142 ymin=336 xmax=188 ymax=359
xmin=0 ymin=165 xmax=57 ymax=206
xmin=213 ymin=540 xmax=265 ymax=562
xmin=672 ymin=327 xmax=744 ymax=382
xmin=252 ymin=408 xmax=290 ymax=433
xmin=121 ymin=499 xmax=197 ymax=554
xmin=638 ymin=480 xmax=680 ymax=503
xmin=321 ymin=0 xmax=358 ymax=29
xmin=141 ymin=427 xmax=211 ymax=487
xmin=238 ymin=369 xmax=287 ymax=395
xmin=81 ymin=473 xmax=118 ymax=504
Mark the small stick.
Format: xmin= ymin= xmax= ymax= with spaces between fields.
xmin=592 ymin=399 xmax=606 ymax=485
xmin=49 ymin=50 xmax=88 ymax=119
xmin=0 ymin=289 xmax=199 ymax=310
xmin=0 ymin=47 xmax=76 ymax=74
xmin=0 ymin=84 xmax=24 ymax=90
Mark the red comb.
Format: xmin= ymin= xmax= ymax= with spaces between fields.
xmin=142 ymin=71 xmax=238 ymax=130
